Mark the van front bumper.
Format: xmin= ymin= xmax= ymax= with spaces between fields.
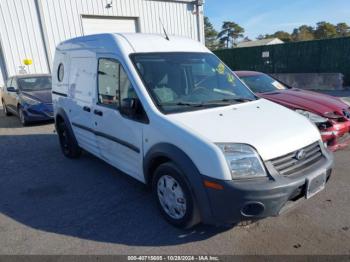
xmin=201 ymin=150 xmax=334 ymax=225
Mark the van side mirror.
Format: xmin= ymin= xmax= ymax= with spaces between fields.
xmin=7 ymin=86 xmax=17 ymax=93
xmin=120 ymin=98 xmax=140 ymax=118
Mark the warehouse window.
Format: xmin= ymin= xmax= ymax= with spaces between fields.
xmin=58 ymin=63 xmax=64 ymax=82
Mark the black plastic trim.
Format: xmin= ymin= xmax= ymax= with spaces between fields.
xmin=71 ymin=122 xmax=140 ymax=153
xmin=52 ymin=91 xmax=68 ymax=97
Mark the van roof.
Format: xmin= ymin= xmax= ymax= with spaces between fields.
xmin=57 ymin=33 xmax=209 ymax=54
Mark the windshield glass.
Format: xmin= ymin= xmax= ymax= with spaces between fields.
xmin=18 ymin=76 xmax=52 ymax=91
xmin=239 ymin=74 xmax=287 ymax=93
xmin=131 ymin=53 xmax=256 ymax=113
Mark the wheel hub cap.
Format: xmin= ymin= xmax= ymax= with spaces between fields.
xmin=157 ymin=175 xmax=187 ymax=220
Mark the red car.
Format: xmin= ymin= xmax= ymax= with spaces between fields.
xmin=235 ymin=71 xmax=350 ymax=151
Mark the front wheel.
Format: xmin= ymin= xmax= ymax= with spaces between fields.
xmin=18 ymin=107 xmax=28 ymax=126
xmin=153 ymin=162 xmax=200 ymax=229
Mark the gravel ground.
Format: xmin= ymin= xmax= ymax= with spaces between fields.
xmin=0 ymin=106 xmax=349 ymax=255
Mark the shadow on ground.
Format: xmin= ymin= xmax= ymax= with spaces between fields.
xmin=0 ymin=132 xmax=231 ymax=246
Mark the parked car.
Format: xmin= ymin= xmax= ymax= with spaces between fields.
xmin=236 ymin=71 xmax=350 ymax=152
xmin=53 ymin=34 xmax=333 ymax=228
xmin=1 ymin=74 xmax=53 ymax=125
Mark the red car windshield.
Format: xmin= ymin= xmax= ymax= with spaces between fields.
xmin=240 ymin=74 xmax=287 ymax=93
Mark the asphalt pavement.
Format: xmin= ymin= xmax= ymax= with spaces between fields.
xmin=0 ymin=106 xmax=349 ymax=255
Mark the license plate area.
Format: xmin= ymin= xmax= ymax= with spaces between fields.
xmin=306 ymin=171 xmax=327 ymax=199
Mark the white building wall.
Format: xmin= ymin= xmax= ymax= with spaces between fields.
xmin=0 ymin=0 xmax=49 ymax=83
xmin=0 ymin=0 xmax=204 ymax=85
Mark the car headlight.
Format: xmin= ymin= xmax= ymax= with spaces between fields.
xmin=22 ymin=95 xmax=40 ymax=106
xmin=295 ymin=109 xmax=328 ymax=123
xmin=216 ymin=143 xmax=267 ymax=179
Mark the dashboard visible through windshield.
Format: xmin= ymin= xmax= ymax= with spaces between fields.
xmin=131 ymin=53 xmax=257 ymax=113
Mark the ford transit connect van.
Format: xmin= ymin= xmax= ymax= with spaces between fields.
xmin=52 ymin=33 xmax=333 ymax=228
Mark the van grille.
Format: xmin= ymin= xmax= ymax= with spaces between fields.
xmin=270 ymin=142 xmax=323 ymax=177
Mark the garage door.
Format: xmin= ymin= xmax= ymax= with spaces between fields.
xmin=82 ymin=16 xmax=138 ymax=35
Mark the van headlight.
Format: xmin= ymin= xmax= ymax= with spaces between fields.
xmin=216 ymin=144 xmax=267 ymax=179
xmin=295 ymin=109 xmax=328 ymax=123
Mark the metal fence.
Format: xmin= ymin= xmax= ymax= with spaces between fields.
xmin=214 ymin=36 xmax=350 ymax=85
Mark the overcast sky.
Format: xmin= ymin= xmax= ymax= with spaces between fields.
xmin=204 ymin=0 xmax=350 ymax=39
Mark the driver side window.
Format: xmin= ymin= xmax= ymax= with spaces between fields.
xmin=98 ymin=59 xmax=120 ymax=107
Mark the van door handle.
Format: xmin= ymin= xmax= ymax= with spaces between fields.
xmin=83 ymin=106 xmax=91 ymax=112
xmin=94 ymin=109 xmax=103 ymax=116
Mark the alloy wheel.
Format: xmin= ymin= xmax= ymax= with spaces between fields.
xmin=19 ymin=108 xmax=25 ymax=124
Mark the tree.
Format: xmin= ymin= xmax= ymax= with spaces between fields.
xmin=292 ymin=25 xmax=315 ymax=41
xmin=266 ymin=31 xmax=292 ymax=42
xmin=217 ymin=21 xmax=245 ymax=48
xmin=314 ymin=22 xmax=337 ymax=39
xmin=204 ymin=16 xmax=220 ymax=50
xmin=336 ymin=23 xmax=350 ymax=37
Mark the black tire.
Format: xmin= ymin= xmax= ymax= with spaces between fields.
xmin=56 ymin=120 xmax=81 ymax=159
xmin=152 ymin=162 xmax=200 ymax=229
xmin=2 ymin=100 xmax=12 ymax=116
xmin=18 ymin=106 xmax=28 ymax=126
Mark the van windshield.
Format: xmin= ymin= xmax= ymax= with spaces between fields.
xmin=131 ymin=53 xmax=257 ymax=113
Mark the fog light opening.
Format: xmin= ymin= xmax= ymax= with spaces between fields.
xmin=241 ymin=202 xmax=265 ymax=217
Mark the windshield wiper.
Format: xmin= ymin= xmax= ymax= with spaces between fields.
xmin=161 ymin=98 xmax=255 ymax=108
xmin=201 ymin=97 xmax=255 ymax=105
xmin=161 ymin=102 xmax=204 ymax=107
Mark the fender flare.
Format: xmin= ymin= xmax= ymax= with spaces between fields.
xmin=143 ymin=143 xmax=214 ymax=223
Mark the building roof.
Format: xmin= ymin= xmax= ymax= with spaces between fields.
xmin=236 ymin=38 xmax=284 ymax=48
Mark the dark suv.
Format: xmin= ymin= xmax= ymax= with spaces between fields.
xmin=1 ymin=74 xmax=53 ymax=126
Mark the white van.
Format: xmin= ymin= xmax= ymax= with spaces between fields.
xmin=52 ymin=33 xmax=333 ymax=228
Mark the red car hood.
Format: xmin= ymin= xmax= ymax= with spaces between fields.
xmin=259 ymin=89 xmax=349 ymax=116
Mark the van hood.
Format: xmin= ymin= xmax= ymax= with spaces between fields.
xmin=168 ymin=99 xmax=321 ymax=161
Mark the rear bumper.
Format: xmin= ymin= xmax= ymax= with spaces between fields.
xmin=200 ymin=148 xmax=334 ymax=225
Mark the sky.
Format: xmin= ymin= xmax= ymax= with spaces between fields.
xmin=204 ymin=0 xmax=350 ymax=39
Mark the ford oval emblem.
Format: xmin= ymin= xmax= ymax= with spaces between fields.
xmin=295 ymin=149 xmax=306 ymax=160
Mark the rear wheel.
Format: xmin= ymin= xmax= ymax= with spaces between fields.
xmin=153 ymin=162 xmax=200 ymax=229
xmin=2 ymin=100 xmax=11 ymax=116
xmin=56 ymin=120 xmax=81 ymax=158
